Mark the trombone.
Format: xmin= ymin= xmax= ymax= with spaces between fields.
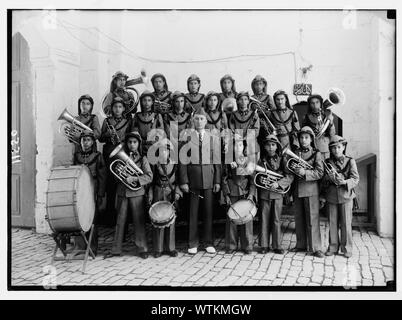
xmin=249 ymin=96 xmax=277 ymax=136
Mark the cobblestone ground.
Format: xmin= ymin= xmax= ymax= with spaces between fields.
xmin=11 ymin=219 xmax=394 ymax=287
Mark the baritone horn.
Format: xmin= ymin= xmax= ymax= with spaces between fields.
xmin=282 ymin=147 xmax=313 ymax=178
xmin=316 ymin=88 xmax=346 ymax=139
xmin=109 ymin=143 xmax=144 ymax=191
xmin=254 ymin=164 xmax=290 ymax=194
xmin=58 ymin=108 xmax=93 ymax=145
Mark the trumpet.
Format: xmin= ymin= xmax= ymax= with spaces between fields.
xmin=324 ymin=161 xmax=342 ymax=186
xmin=105 ymin=119 xmax=120 ymax=145
xmin=109 ymin=143 xmax=144 ymax=191
xmin=282 ymin=147 xmax=313 ymax=178
xmin=254 ymin=164 xmax=290 ymax=194
xmin=249 ymin=97 xmax=277 ymax=136
xmin=58 ymin=108 xmax=93 ymax=145
xmin=154 ymin=99 xmax=172 ymax=114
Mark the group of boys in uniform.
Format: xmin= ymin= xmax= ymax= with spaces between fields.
xmin=69 ymin=71 xmax=359 ymax=260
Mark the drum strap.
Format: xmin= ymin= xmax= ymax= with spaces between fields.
xmin=161 ymin=164 xmax=176 ymax=202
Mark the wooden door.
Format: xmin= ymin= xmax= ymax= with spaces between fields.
xmin=11 ymin=32 xmax=35 ymax=227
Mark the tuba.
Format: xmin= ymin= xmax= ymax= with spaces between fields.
xmin=58 ymin=108 xmax=93 ymax=145
xmin=316 ymin=88 xmax=346 ymax=139
xmin=282 ymin=147 xmax=314 ymax=178
xmin=109 ymin=143 xmax=144 ymax=191
xmin=249 ymin=97 xmax=277 ymax=136
xmin=101 ymin=69 xmax=149 ymax=118
xmin=254 ymin=164 xmax=290 ymax=194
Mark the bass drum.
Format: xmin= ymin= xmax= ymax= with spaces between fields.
xmin=46 ymin=165 xmax=95 ymax=233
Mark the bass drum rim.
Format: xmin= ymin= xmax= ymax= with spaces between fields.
xmin=46 ymin=165 xmax=95 ymax=233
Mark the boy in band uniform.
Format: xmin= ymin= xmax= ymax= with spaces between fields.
xmin=70 ymin=94 xmax=101 ymax=153
xmin=250 ymin=75 xmax=275 ymax=112
xmin=302 ymin=94 xmax=336 ymax=159
xmin=99 ymin=96 xmax=131 ymax=226
xmin=321 ymin=135 xmax=359 ymax=258
xmin=151 ymin=73 xmax=172 ymax=113
xmin=179 ymin=108 xmax=221 ymax=255
xmin=127 ymin=90 xmax=164 ymax=155
xmin=106 ymin=131 xmax=153 ymax=259
xmin=228 ymin=91 xmax=260 ymax=158
xmin=268 ymin=90 xmax=300 ymax=151
xmin=222 ymin=134 xmax=256 ymax=254
xmin=290 ymin=126 xmax=325 ymax=258
xmin=148 ymin=139 xmax=182 ymax=258
xmin=185 ymin=74 xmax=205 ymax=112
xmin=103 ymin=71 xmax=136 ymax=118
xmin=257 ymin=135 xmax=293 ymax=254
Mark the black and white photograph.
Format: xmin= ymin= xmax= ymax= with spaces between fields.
xmin=6 ymin=3 xmax=397 ymax=295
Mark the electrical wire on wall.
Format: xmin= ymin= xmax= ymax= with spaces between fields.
xmin=50 ymin=15 xmax=299 ymax=82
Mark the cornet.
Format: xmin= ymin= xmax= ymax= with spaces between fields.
xmin=254 ymin=164 xmax=290 ymax=194
xmin=324 ymin=161 xmax=342 ymax=186
xmin=282 ymin=147 xmax=313 ymax=178
xmin=109 ymin=143 xmax=144 ymax=191
xmin=58 ymin=108 xmax=93 ymax=145
xmin=249 ymin=97 xmax=277 ymax=136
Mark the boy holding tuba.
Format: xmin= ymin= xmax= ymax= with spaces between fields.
xmin=105 ymin=131 xmax=153 ymax=259
xmin=103 ymin=71 xmax=137 ymax=118
xmin=289 ymin=126 xmax=325 ymax=258
xmin=257 ymin=135 xmax=294 ymax=254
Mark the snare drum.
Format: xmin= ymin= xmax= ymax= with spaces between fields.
xmin=149 ymin=201 xmax=176 ymax=228
xmin=227 ymin=199 xmax=257 ymax=225
xmin=46 ymin=165 xmax=95 ymax=233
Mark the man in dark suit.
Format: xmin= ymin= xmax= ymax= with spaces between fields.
xmin=179 ymin=108 xmax=221 ymax=254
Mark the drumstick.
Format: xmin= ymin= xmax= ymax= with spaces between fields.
xmin=189 ymin=190 xmax=204 ymax=199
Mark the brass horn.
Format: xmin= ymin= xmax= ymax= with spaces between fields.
xmin=58 ymin=108 xmax=93 ymax=145
xmin=249 ymin=97 xmax=277 ymax=136
xmin=316 ymin=88 xmax=345 ymax=139
xmin=254 ymin=164 xmax=290 ymax=194
xmin=101 ymin=69 xmax=149 ymax=118
xmin=282 ymin=147 xmax=313 ymax=178
xmin=109 ymin=143 xmax=144 ymax=191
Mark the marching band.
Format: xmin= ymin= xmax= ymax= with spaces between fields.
xmin=57 ymin=70 xmax=360 ymax=261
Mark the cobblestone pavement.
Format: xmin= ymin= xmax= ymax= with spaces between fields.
xmin=11 ymin=219 xmax=394 ymax=287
